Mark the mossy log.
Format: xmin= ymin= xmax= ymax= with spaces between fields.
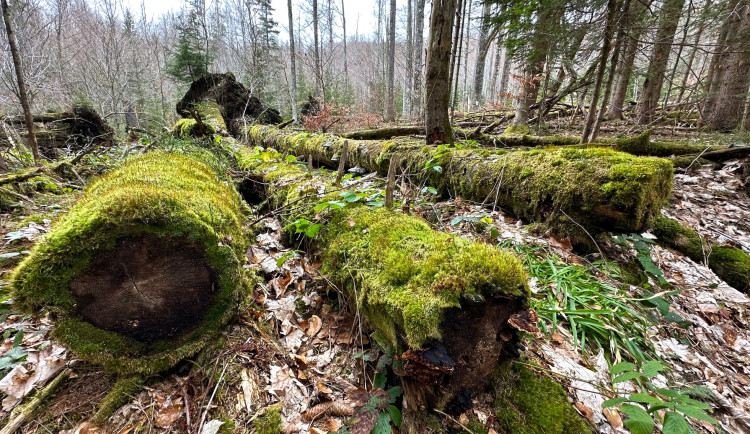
xmin=237 ymin=148 xmax=532 ymax=431
xmin=339 ymin=125 xmax=580 ymax=148
xmin=653 ymin=216 xmax=750 ymax=291
xmin=242 ymin=126 xmax=673 ymax=246
xmin=11 ymin=149 xmax=250 ymax=374
xmin=615 ymin=131 xmax=726 ymax=157
xmin=2 ymin=104 xmax=114 ymax=158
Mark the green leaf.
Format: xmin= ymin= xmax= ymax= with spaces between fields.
xmin=654 ymin=388 xmax=680 ymax=399
xmin=647 ymin=403 xmax=671 ymax=413
xmin=371 ymin=412 xmax=391 ymax=434
xmin=602 ymin=397 xmax=628 ymax=408
xmin=12 ymin=330 xmax=23 ymax=348
xmin=662 ymin=411 xmax=690 ymax=434
xmin=622 ymin=404 xmax=655 ymax=434
xmin=641 ymin=361 xmax=665 ymax=378
xmin=304 ymin=223 xmax=322 ymax=238
xmin=613 ymin=371 xmax=642 ymax=384
xmin=387 ymin=405 xmax=401 ymax=428
xmin=432 ymin=165 xmax=442 ymax=173
xmin=628 ymin=394 xmax=663 ymax=405
xmin=386 ymin=386 xmax=401 ymax=402
xmin=611 ymin=362 xmax=635 ymax=375
xmin=373 ymin=371 xmax=386 ymax=389
xmin=674 ymin=404 xmax=717 ymax=424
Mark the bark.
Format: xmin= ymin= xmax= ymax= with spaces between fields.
xmin=341 ymin=0 xmax=349 ymax=91
xmin=636 ymin=0 xmax=687 ymax=124
xmin=386 ymin=0 xmax=397 ymax=120
xmin=11 ymin=149 xmax=248 ymax=375
xmin=448 ymin=0 xmax=464 ymax=111
xmin=702 ymin=1 xmax=750 ymax=131
xmin=413 ymin=0 xmax=427 ymax=118
xmin=591 ymin=0 xmax=629 ymax=142
xmin=288 ymin=0 xmax=298 ymax=121
xmin=702 ymin=1 xmax=739 ymax=114
xmin=404 ymin=0 xmax=413 ymax=118
xmin=1 ymin=0 xmax=39 ymax=162
xmin=607 ymin=0 xmax=651 ymax=119
xmin=509 ymin=5 xmax=563 ymax=132
xmin=581 ymin=0 xmax=619 ymax=143
xmin=424 ymin=0 xmax=457 ymax=144
xmin=239 ymin=145 xmax=531 ymax=433
xmin=676 ymin=0 xmax=712 ymax=105
xmin=472 ymin=2 xmax=492 ymax=107
xmin=313 ymin=0 xmax=323 ymax=100
xmin=243 ymin=125 xmax=674 ymax=241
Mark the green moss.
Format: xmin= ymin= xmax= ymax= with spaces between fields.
xmin=653 ymin=216 xmax=750 ymax=291
xmin=92 ymin=376 xmax=145 ymax=425
xmin=195 ymin=101 xmax=227 ymax=131
xmin=616 ymin=131 xmax=723 ymax=157
xmin=11 ymin=150 xmax=251 ymax=374
xmin=492 ymin=362 xmax=591 ymax=434
xmin=254 ymin=406 xmax=283 ymax=434
xmin=173 ymin=118 xmax=216 ymax=138
xmin=503 ymin=124 xmax=531 ymax=135
xmin=708 ymin=246 xmax=750 ymax=291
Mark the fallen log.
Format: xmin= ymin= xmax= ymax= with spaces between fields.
xmin=11 ymin=148 xmax=250 ymax=374
xmin=243 ymin=125 xmax=673 ymax=248
xmin=237 ymin=147 xmax=532 ymax=432
xmin=1 ymin=104 xmax=114 ymax=158
xmin=615 ymin=131 xmax=725 ymax=157
xmin=338 ymin=125 xmax=580 ymax=148
xmin=653 ymin=216 xmax=749 ymax=292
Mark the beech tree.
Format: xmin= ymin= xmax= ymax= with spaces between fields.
xmin=424 ymin=0 xmax=457 ymax=144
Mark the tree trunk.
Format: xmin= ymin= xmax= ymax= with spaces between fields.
xmin=288 ymin=0 xmax=298 ymax=121
xmin=243 ymin=125 xmax=674 ymax=240
xmin=413 ymin=0 xmax=426 ymax=118
xmin=239 ymin=146 xmax=531 ymax=433
xmin=498 ymin=47 xmax=512 ymax=99
xmin=341 ymin=0 xmax=349 ymax=92
xmin=581 ymin=0 xmax=619 ymax=143
xmin=404 ymin=0 xmax=413 ymax=118
xmin=312 ymin=0 xmax=323 ymax=100
xmin=676 ymin=0 xmax=712 ymax=105
xmin=472 ymin=2 xmax=492 ymax=108
xmin=12 ymin=150 xmax=248 ymax=375
xmin=1 ymin=0 xmax=39 ymax=162
xmin=424 ymin=0 xmax=457 ymax=144
xmin=591 ymin=0 xmax=629 ymax=142
xmin=636 ymin=0 xmax=686 ymax=124
xmin=606 ymin=0 xmax=651 ymax=119
xmin=386 ymin=0 xmax=397 ymax=120
xmin=448 ymin=0 xmax=465 ymax=114
xmin=703 ymin=0 xmax=750 ymax=131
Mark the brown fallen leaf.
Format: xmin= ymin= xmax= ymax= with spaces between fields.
xmin=317 ymin=380 xmax=333 ymax=394
xmin=303 ymin=401 xmax=354 ymax=421
xmin=603 ymin=407 xmax=623 ymax=428
xmin=575 ymin=402 xmax=594 ymax=422
xmin=154 ymin=398 xmax=184 ymax=427
xmin=307 ymin=315 xmax=323 ymax=337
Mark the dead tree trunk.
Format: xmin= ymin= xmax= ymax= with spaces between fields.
xmin=424 ymin=0 xmax=457 ymax=144
xmin=386 ymin=0 xmax=397 ymax=120
xmin=1 ymin=0 xmax=39 ymax=162
xmin=238 ymin=145 xmax=531 ymax=433
xmin=472 ymin=2 xmax=493 ymax=108
xmin=11 ymin=150 xmax=248 ymax=375
xmin=288 ymin=0 xmax=298 ymax=121
xmin=413 ymin=0 xmax=427 ymax=119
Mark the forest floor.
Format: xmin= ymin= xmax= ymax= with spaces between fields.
xmin=0 ymin=120 xmax=749 ymax=434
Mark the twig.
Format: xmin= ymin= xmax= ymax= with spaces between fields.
xmin=433 ymin=408 xmax=473 ymax=433
xmin=197 ymin=359 xmax=230 ymax=433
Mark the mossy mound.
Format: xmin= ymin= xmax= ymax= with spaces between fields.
xmin=11 ymin=150 xmax=251 ymax=374
xmin=653 ymin=216 xmax=750 ymax=291
xmin=492 ymin=362 xmax=592 ymax=434
xmin=173 ymin=118 xmax=216 ymax=138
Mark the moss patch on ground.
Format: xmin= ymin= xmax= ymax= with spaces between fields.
xmin=11 ymin=150 xmax=251 ymax=374
xmin=653 ymin=216 xmax=750 ymax=291
xmin=492 ymin=362 xmax=592 ymax=434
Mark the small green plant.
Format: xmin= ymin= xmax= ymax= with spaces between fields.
xmin=276 ymin=250 xmax=301 ymax=268
xmin=613 ymin=233 xmax=668 ymax=286
xmin=510 ymin=243 xmax=657 ymax=363
xmin=291 ymin=218 xmax=323 ymax=238
xmin=604 ymin=360 xmax=717 ymax=434
xmin=339 ymin=189 xmax=385 ymax=208
xmin=0 ymin=327 xmax=28 ymax=379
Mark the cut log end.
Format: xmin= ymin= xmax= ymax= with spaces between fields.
xmin=70 ymin=234 xmax=216 ymax=343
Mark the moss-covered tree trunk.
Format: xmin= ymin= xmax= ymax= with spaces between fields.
xmin=11 ymin=148 xmax=250 ymax=374
xmin=237 ymin=147 xmax=532 ymax=432
xmin=242 ymin=125 xmax=673 ymax=248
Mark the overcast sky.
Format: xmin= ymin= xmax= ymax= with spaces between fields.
xmin=120 ymin=0 xmax=382 ymax=40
